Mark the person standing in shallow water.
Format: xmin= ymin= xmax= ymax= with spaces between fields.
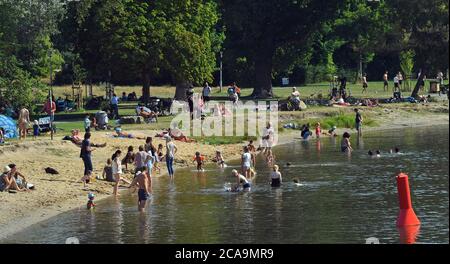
xmin=165 ymin=137 xmax=178 ymax=179
xmin=355 ymin=108 xmax=363 ymax=138
xmin=341 ymin=132 xmax=353 ymax=153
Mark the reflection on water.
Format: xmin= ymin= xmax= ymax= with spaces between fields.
xmin=2 ymin=126 xmax=449 ymax=244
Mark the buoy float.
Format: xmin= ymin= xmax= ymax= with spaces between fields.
xmin=398 ymin=225 xmax=420 ymax=244
xmin=396 ymin=173 xmax=420 ymax=227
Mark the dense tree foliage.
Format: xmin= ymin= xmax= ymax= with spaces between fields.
xmin=1 ymin=0 xmax=448 ymax=102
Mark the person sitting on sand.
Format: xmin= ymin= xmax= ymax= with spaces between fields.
xmin=271 ymin=165 xmax=282 ymax=188
xmin=341 ymin=132 xmax=353 ymax=153
xmin=102 ymin=159 xmax=115 ymax=182
xmin=0 ymin=165 xmax=24 ymax=192
xmin=232 ymin=169 xmax=251 ymax=192
xmin=7 ymin=164 xmax=31 ymax=190
xmin=113 ymin=127 xmax=146 ymax=140
xmin=214 ymin=151 xmax=225 ymax=168
xmin=129 ymin=168 xmax=152 ymax=212
xmin=122 ymin=146 xmax=135 ymax=172
xmin=193 ymin=151 xmax=205 ymax=172
xmin=71 ymin=129 xmax=83 ymax=145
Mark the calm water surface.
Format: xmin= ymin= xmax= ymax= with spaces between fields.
xmin=2 ymin=126 xmax=448 ymax=244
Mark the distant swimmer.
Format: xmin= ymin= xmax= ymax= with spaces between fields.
xmin=293 ymin=178 xmax=302 ymax=186
xmin=390 ymin=147 xmax=401 ymax=154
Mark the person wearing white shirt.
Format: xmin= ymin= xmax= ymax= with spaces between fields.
xmin=394 ymin=75 xmax=400 ymax=92
xmin=202 ymin=82 xmax=212 ymax=103
xmin=110 ymin=94 xmax=120 ymax=119
xmin=262 ymin=122 xmax=275 ymax=155
xmin=241 ymin=146 xmax=252 ymax=179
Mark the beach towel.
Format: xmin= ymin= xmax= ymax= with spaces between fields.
xmin=0 ymin=115 xmax=18 ymax=139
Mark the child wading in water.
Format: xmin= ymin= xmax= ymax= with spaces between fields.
xmin=247 ymin=140 xmax=257 ymax=167
xmin=341 ymin=132 xmax=353 ymax=153
xmin=129 ymin=167 xmax=152 ymax=212
xmin=215 ymin=151 xmax=225 ymax=168
xmin=315 ymin=122 xmax=321 ymax=139
xmin=270 ymin=165 xmax=282 ymax=187
xmin=193 ymin=151 xmax=205 ymax=171
xmin=154 ymin=144 xmax=164 ymax=174
xmin=266 ymin=149 xmax=275 ymax=166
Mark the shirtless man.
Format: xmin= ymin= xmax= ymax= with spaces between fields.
xmin=383 ymin=71 xmax=389 ymax=92
xmin=18 ymin=107 xmax=30 ymax=140
xmin=129 ymin=168 xmax=152 ymax=212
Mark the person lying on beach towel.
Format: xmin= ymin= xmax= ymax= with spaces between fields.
xmin=68 ymin=129 xmax=107 ymax=148
xmin=135 ymin=106 xmax=158 ymax=121
xmin=155 ymin=128 xmax=195 ymax=142
xmin=113 ymin=127 xmax=146 ymax=140
xmin=361 ymin=99 xmax=379 ymax=107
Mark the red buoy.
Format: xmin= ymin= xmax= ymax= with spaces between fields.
xmin=396 ymin=173 xmax=420 ymax=227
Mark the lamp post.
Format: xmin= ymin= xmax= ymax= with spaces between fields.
xmin=220 ymin=51 xmax=223 ymax=93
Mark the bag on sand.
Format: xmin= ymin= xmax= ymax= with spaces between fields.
xmin=45 ymin=167 xmax=59 ymax=175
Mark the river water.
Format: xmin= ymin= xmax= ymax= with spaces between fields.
xmin=2 ymin=125 xmax=448 ymax=244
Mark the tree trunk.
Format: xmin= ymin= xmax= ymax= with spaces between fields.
xmin=174 ymin=80 xmax=191 ymax=101
xmin=251 ymin=53 xmax=274 ymax=99
xmin=411 ymin=69 xmax=426 ymax=98
xmin=142 ymin=70 xmax=151 ymax=104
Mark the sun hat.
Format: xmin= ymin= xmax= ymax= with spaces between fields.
xmin=3 ymin=166 xmax=11 ymax=174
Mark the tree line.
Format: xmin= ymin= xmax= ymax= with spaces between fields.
xmin=0 ymin=0 xmax=448 ymax=109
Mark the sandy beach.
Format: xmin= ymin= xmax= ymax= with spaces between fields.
xmin=0 ymin=102 xmax=448 ymax=241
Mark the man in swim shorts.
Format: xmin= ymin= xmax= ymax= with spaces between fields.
xmin=130 ymin=169 xmax=152 ymax=212
xmin=232 ymin=169 xmax=251 ymax=192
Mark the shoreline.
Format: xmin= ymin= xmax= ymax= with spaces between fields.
xmin=0 ymin=108 xmax=448 ymax=242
